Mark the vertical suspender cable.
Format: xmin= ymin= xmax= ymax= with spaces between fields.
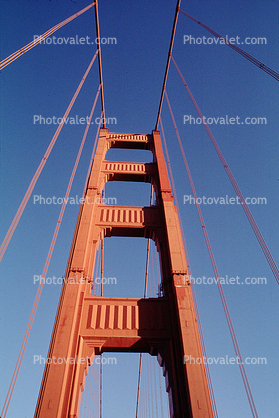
xmin=150 ymin=356 xmax=155 ymax=417
xmin=136 ymin=185 xmax=153 ymax=417
xmin=150 ymin=245 xmax=156 ymax=297
xmin=158 ymin=360 xmax=165 ymax=418
xmin=101 ymin=238 xmax=104 ymax=298
xmin=100 ymin=238 xmax=104 ymax=418
xmin=146 ymin=355 xmax=151 ymax=417
xmin=152 ymin=356 xmax=159 ymax=418
xmin=144 ymin=185 xmax=153 ymax=298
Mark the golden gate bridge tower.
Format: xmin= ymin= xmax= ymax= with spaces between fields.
xmin=1 ymin=0 xmax=278 ymax=417
xmin=33 ymin=128 xmax=214 ymax=417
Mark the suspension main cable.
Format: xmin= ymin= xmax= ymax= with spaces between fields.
xmin=0 ymin=51 xmax=98 ymax=263
xmin=0 ymin=3 xmax=95 ymax=70
xmin=155 ymin=0 xmax=181 ymax=130
xmin=164 ymin=89 xmax=259 ymax=418
xmin=94 ymin=0 xmax=106 ymax=127
xmin=1 ymin=86 xmax=100 ymax=418
xmin=179 ymin=9 xmax=279 ymax=81
xmin=171 ymin=55 xmax=279 ymax=285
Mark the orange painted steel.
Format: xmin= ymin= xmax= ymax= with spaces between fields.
xmin=34 ymin=129 xmax=214 ymax=418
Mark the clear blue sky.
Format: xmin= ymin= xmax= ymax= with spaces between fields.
xmin=0 ymin=0 xmax=278 ymax=417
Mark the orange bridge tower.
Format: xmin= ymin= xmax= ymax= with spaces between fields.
xmin=34 ymin=129 xmax=214 ymax=418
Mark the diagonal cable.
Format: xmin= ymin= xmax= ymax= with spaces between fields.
xmin=164 ymin=89 xmax=258 ymax=418
xmin=0 ymin=3 xmax=95 ymax=70
xmin=0 ymin=51 xmax=98 ymax=263
xmin=171 ymin=55 xmax=279 ymax=285
xmin=179 ymin=9 xmax=279 ymax=81
xmin=1 ymin=86 xmax=100 ymax=418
